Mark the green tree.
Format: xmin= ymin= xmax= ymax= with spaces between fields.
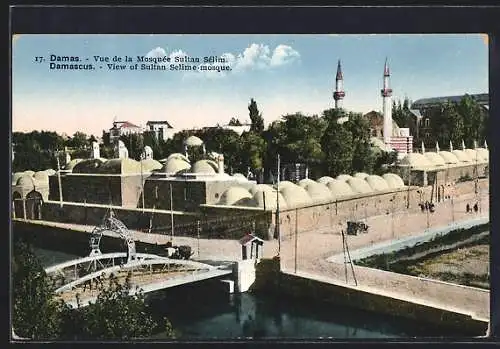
xmin=120 ymin=134 xmax=144 ymax=160
xmin=248 ymin=98 xmax=265 ymax=133
xmin=12 ymin=240 xmax=65 ymax=339
xmin=240 ymin=131 xmax=267 ymax=181
xmin=228 ymin=117 xmax=242 ymax=126
xmin=346 ymin=112 xmax=375 ymax=173
xmin=67 ymin=131 xmax=89 ymax=149
xmin=455 ymin=94 xmax=487 ymax=147
xmin=321 ymin=109 xmax=354 ymax=176
xmin=443 ymin=102 xmax=465 ymax=147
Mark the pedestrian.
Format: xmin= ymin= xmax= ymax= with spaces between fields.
xmin=474 ymin=203 xmax=478 ymax=213
xmin=466 ymin=203 xmax=470 ymax=213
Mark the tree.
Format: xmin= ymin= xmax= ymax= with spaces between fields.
xmin=228 ymin=117 xmax=242 ymax=126
xmin=321 ymin=110 xmax=354 ymax=176
xmin=119 ymin=134 xmax=144 ymax=160
xmin=345 ymin=112 xmax=375 ymax=173
xmin=67 ymin=132 xmax=89 ymax=150
xmin=12 ymin=240 xmax=65 ymax=339
xmin=455 ymin=94 xmax=487 ymax=147
xmin=248 ymin=98 xmax=264 ymax=133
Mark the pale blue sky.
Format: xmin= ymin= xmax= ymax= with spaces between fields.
xmin=12 ymin=34 xmax=488 ymax=137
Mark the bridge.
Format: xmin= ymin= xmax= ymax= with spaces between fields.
xmin=44 ymin=209 xmax=234 ymax=308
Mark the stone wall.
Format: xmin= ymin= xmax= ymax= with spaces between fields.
xmin=252 ymin=258 xmax=488 ymax=336
xmin=49 ymin=175 xmax=123 ymax=206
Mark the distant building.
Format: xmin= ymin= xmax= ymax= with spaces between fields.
xmin=146 ymin=120 xmax=176 ymax=141
xmin=221 ymin=124 xmax=251 ymax=136
xmin=109 ymin=121 xmax=143 ymax=143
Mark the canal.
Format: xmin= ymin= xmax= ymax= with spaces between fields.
xmin=34 ymin=247 xmax=463 ymax=339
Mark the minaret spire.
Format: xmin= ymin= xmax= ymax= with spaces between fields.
xmin=381 ymin=58 xmax=393 ymax=146
xmin=333 ymin=59 xmax=345 ymax=110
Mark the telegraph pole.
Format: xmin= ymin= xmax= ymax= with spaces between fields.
xmin=197 ymin=220 xmax=201 ymax=258
xmin=276 ymin=153 xmax=281 ymax=256
xmin=56 ymin=151 xmax=63 ymax=208
xmin=170 ymin=183 xmax=174 ymax=242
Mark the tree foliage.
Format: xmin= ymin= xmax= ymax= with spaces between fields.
xmin=248 ymin=98 xmax=264 ymax=134
xmin=321 ymin=109 xmax=354 ymax=176
xmin=228 ymin=117 xmax=242 ymax=126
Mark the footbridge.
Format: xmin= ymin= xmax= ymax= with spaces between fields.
xmin=44 ymin=209 xmax=233 ymax=308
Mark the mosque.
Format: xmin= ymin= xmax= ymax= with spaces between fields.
xmin=11 ymin=58 xmax=489 ymax=240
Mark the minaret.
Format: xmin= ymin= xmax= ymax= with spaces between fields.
xmin=381 ymin=58 xmax=393 ymax=146
xmin=333 ymin=60 xmax=345 ymax=109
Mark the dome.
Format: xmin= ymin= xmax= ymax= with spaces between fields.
xmin=166 ymin=153 xmax=190 ymax=163
xmin=451 ymin=150 xmax=472 ymax=163
xmin=45 ymin=169 xmax=56 ymax=176
xmin=218 ymin=186 xmax=253 ymax=206
xmin=16 ymin=175 xmax=35 ymax=189
xmin=12 ymin=172 xmax=25 ymax=185
xmin=365 ymin=175 xmax=390 ymax=191
xmin=184 ymin=135 xmax=204 ymax=147
xmin=304 ymin=182 xmax=332 ymax=203
xmin=249 ymin=184 xmax=275 ymax=195
xmin=438 ymin=151 xmax=459 ymax=164
xmin=140 ymin=158 xmax=163 ymax=172
xmin=336 ymin=174 xmax=353 ymax=182
xmin=475 ymin=148 xmax=489 ymax=162
xmin=191 ymin=160 xmax=216 ymax=174
xmin=280 ymin=184 xmax=312 ymax=208
xmin=33 ymin=171 xmax=49 ymax=185
xmin=205 ymin=159 xmax=219 ymax=171
xmin=423 ymin=152 xmax=446 ymax=166
xmin=400 ymin=153 xmax=433 ymax=168
xmin=327 ymin=179 xmax=355 ymax=199
xmin=382 ymin=173 xmax=405 ymax=189
xmin=23 ymin=170 xmax=35 ymax=176
xmin=64 ymin=159 xmax=84 ymax=171
xmin=317 ymin=176 xmax=335 ymax=185
xmin=144 ymin=145 xmax=153 ymax=153
xmin=347 ymin=177 xmax=373 ymax=194
xmin=370 ymin=137 xmax=392 ymax=152
xmin=274 ymin=180 xmax=296 ymax=191
xmin=162 ymin=158 xmax=191 ymax=174
xmin=464 ymin=149 xmax=481 ymax=162
xmin=252 ymin=190 xmax=287 ymax=210
xmin=97 ymin=158 xmax=142 ymax=174
xmin=232 ymin=173 xmax=247 ymax=180
xmin=354 ymin=172 xmax=369 ymax=180
xmin=298 ymin=178 xmax=316 ymax=188
xmin=72 ymin=159 xmax=107 ymax=174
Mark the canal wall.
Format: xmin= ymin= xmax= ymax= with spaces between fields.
xmin=252 ymin=258 xmax=489 ymax=336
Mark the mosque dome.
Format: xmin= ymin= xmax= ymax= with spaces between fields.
xmin=354 ymin=172 xmax=369 ymax=180
xmin=12 ymin=172 xmax=25 ymax=185
xmin=232 ymin=173 xmax=248 ymax=181
xmin=184 ymin=135 xmax=204 ymax=147
xmin=336 ymin=174 xmax=353 ymax=182
xmin=205 ymin=159 xmax=219 ymax=171
xmin=304 ymin=182 xmax=332 ymax=203
xmin=162 ymin=158 xmax=191 ymax=174
xmin=382 ymin=173 xmax=405 ymax=189
xmin=317 ymin=176 xmax=335 ymax=185
xmin=438 ymin=151 xmax=459 ymax=164
xmin=347 ymin=177 xmax=373 ymax=194
xmin=23 ymin=170 xmax=35 ymax=176
xmin=280 ymin=184 xmax=312 ymax=208
xmin=298 ymin=178 xmax=316 ymax=188
xmin=166 ymin=153 xmax=190 ymax=163
xmin=475 ymin=148 xmax=489 ymax=162
xmin=365 ymin=175 xmax=390 ymax=191
xmin=423 ymin=152 xmax=446 ymax=166
xmin=327 ymin=179 xmax=355 ymax=199
xmin=16 ymin=175 xmax=35 ymax=189
xmin=218 ymin=186 xmax=253 ymax=206
xmin=143 ymin=145 xmax=153 ymax=153
xmin=274 ymin=180 xmax=296 ymax=191
xmin=140 ymin=158 xmax=163 ymax=172
xmin=64 ymin=159 xmax=84 ymax=171
xmin=451 ymin=150 xmax=472 ymax=163
xmin=97 ymin=158 xmax=143 ymax=174
xmin=464 ymin=149 xmax=481 ymax=162
xmin=400 ymin=153 xmax=432 ymax=168
xmin=72 ymin=159 xmax=107 ymax=174
xmin=191 ymin=160 xmax=217 ymax=174
xmin=33 ymin=171 xmax=50 ymax=186
xmin=249 ymin=183 xmax=275 ymax=195
xmin=252 ymin=190 xmax=287 ymax=210
xmin=45 ymin=169 xmax=56 ymax=176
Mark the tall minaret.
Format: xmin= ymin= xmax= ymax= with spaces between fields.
xmin=381 ymin=58 xmax=393 ymax=146
xmin=333 ymin=59 xmax=345 ymax=109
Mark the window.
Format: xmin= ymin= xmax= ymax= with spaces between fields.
xmin=424 ymin=118 xmax=430 ymax=127
xmin=425 ymin=132 xmax=431 ymax=138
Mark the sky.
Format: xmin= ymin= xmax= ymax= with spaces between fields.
xmin=12 ymin=34 xmax=488 ymax=137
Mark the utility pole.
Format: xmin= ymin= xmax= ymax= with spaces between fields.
xmin=197 ymin=220 xmax=201 ymax=258
xmin=56 ymin=151 xmax=63 ymax=208
xmin=140 ymin=152 xmax=145 ymax=212
xmin=294 ymin=208 xmax=298 ymax=274
xmin=276 ymin=153 xmax=281 ymax=257
xmin=170 ymin=183 xmax=174 ymax=242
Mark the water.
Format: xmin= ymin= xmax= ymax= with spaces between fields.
xmin=34 ymin=247 xmax=462 ymax=340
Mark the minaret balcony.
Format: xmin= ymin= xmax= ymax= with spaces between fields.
xmin=333 ymin=91 xmax=345 ymax=100
xmin=380 ymin=89 xmax=393 ymax=97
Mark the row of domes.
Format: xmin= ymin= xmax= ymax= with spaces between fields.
xmin=400 ymin=148 xmax=488 ymax=169
xmin=216 ymin=173 xmax=405 ymax=209
xmin=12 ymin=169 xmax=56 ymax=188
